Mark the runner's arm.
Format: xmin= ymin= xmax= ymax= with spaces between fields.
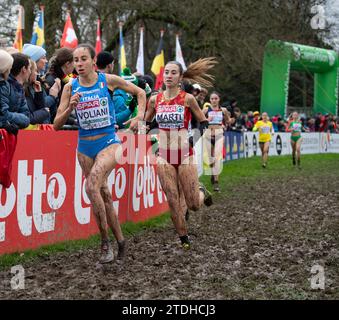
xmin=222 ymin=107 xmax=231 ymax=124
xmin=186 ymin=93 xmax=207 ymax=123
xmin=106 ymin=74 xmax=146 ymax=121
xmin=144 ymin=95 xmax=156 ymax=122
xmin=53 ymin=83 xmax=77 ymax=130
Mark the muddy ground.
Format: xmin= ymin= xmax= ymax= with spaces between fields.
xmin=0 ymin=167 xmax=338 ymax=300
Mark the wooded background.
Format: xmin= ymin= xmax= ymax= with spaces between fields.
xmin=0 ymin=0 xmax=331 ymax=112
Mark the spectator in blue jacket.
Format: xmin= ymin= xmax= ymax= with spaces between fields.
xmin=96 ymin=51 xmax=134 ymax=128
xmin=23 ymin=44 xmax=60 ymax=118
xmin=0 ymin=52 xmax=30 ymax=134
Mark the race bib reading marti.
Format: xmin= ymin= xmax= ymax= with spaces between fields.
xmin=156 ymin=104 xmax=185 ymax=129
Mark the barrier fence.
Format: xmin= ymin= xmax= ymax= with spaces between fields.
xmin=1 ymin=130 xmax=338 ymax=255
xmin=0 ymin=131 xmax=168 ymax=255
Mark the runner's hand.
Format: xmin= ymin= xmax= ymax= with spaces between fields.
xmin=69 ymin=92 xmax=81 ymax=110
xmin=124 ymin=116 xmax=143 ymax=133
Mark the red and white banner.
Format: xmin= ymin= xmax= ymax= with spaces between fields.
xmin=0 ymin=131 xmax=168 ymax=255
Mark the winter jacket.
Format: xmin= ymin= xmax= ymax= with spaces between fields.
xmin=0 ymin=74 xmax=30 ymax=129
xmin=25 ymin=86 xmax=50 ymax=124
xmin=113 ymin=89 xmax=132 ymax=129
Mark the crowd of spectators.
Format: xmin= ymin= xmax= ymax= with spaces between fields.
xmin=1 ymin=44 xmax=338 ymax=135
xmin=225 ymin=108 xmax=339 ymax=133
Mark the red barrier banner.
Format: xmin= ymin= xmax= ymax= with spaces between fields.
xmin=0 ymin=131 xmax=168 ymax=255
xmin=126 ymin=135 xmax=168 ymax=223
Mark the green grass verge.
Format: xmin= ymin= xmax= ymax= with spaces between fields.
xmin=200 ymin=153 xmax=339 ymax=195
xmin=0 ymin=212 xmax=171 ymax=270
xmin=1 ymin=153 xmax=338 ymax=270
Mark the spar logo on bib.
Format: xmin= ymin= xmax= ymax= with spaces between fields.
xmin=156 ymin=104 xmax=185 ymax=129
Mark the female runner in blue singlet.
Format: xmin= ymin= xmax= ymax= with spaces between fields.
xmin=54 ymin=44 xmax=146 ymax=264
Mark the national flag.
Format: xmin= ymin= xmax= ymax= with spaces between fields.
xmin=95 ymin=18 xmax=102 ymax=55
xmin=175 ymin=34 xmax=187 ymax=71
xmin=151 ymin=30 xmax=165 ymax=90
xmin=13 ymin=5 xmax=24 ymax=52
xmin=31 ymin=7 xmax=45 ymax=48
xmin=136 ymin=27 xmax=144 ymax=75
xmin=119 ymin=22 xmax=127 ymax=75
xmin=60 ymin=12 xmax=78 ymax=49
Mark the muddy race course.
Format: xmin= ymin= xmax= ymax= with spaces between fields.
xmin=1 ymin=161 xmax=338 ymax=299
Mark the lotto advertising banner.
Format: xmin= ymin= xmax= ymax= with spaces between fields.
xmin=224 ymin=132 xmax=245 ymax=161
xmin=0 ymin=131 xmax=168 ymax=255
xmin=300 ymin=133 xmax=321 ymax=154
xmin=320 ymin=132 xmax=339 ymax=153
xmin=244 ymin=132 xmax=339 ymax=157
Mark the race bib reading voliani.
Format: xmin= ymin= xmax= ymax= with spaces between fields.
xmin=76 ymin=95 xmax=111 ymax=130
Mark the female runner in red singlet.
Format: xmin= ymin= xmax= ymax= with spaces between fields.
xmin=144 ymin=58 xmax=216 ymax=249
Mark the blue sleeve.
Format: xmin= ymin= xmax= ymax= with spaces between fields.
xmin=0 ymin=83 xmax=29 ymax=128
xmin=116 ymin=109 xmax=132 ymax=128
xmin=28 ymin=92 xmax=49 ymax=124
xmin=43 ymin=89 xmax=58 ymax=116
xmin=113 ymin=90 xmax=131 ymax=128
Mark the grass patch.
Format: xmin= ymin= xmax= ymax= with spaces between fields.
xmin=200 ymin=153 xmax=339 ymax=194
xmin=0 ymin=212 xmax=171 ymax=270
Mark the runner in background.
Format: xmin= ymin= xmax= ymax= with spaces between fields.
xmin=286 ymin=111 xmax=304 ymax=169
xmin=252 ymin=112 xmax=274 ymax=168
xmin=53 ymin=44 xmax=146 ymax=264
xmin=144 ymin=58 xmax=216 ymax=250
xmin=203 ymin=91 xmax=230 ymax=191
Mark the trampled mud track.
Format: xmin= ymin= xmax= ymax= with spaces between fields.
xmin=1 ymin=167 xmax=338 ymax=299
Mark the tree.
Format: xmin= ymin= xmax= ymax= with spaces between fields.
xmin=0 ymin=0 xmax=330 ymax=110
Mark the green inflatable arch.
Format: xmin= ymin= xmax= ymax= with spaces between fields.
xmin=260 ymin=40 xmax=339 ymax=117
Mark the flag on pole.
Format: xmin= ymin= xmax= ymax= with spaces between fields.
xmin=136 ymin=27 xmax=144 ymax=75
xmin=119 ymin=22 xmax=127 ymax=75
xmin=151 ymin=30 xmax=165 ymax=90
xmin=175 ymin=34 xmax=187 ymax=71
xmin=31 ymin=7 xmax=45 ymax=48
xmin=95 ymin=18 xmax=102 ymax=55
xmin=13 ymin=5 xmax=24 ymax=52
xmin=60 ymin=12 xmax=78 ymax=49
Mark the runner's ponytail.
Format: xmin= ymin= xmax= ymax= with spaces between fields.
xmin=183 ymin=57 xmax=217 ymax=88
xmin=166 ymin=57 xmax=217 ymax=88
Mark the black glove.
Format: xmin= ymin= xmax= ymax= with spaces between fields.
xmin=3 ymin=121 xmax=19 ymax=135
xmin=199 ymin=120 xmax=209 ymax=137
xmin=129 ymin=97 xmax=137 ymax=113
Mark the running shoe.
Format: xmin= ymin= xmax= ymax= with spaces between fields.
xmin=199 ymin=182 xmax=213 ymax=206
xmin=117 ymin=239 xmax=127 ymax=261
xmin=262 ymin=163 xmax=266 ymax=168
xmin=181 ymin=237 xmax=191 ymax=250
xmin=182 ymin=242 xmax=191 ymax=250
xmin=99 ymin=240 xmax=114 ymax=264
xmin=292 ymin=158 xmax=296 ymax=166
xmin=213 ymin=182 xmax=220 ymax=192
